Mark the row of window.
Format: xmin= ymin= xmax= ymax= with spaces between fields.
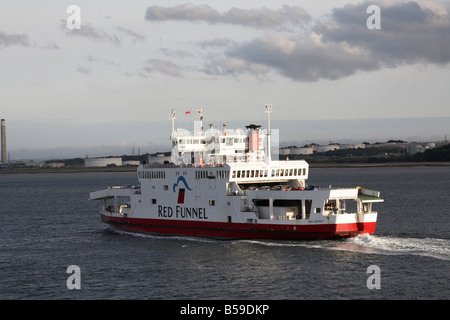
xmin=138 ymin=167 xmax=306 ymax=180
xmin=138 ymin=171 xmax=166 ymax=179
xmin=231 ymin=167 xmax=307 ymax=179
xmin=177 ymin=137 xmax=249 ymax=145
xmin=195 ymin=170 xmax=230 ymax=179
xmin=151 ymin=198 xmax=217 ymax=206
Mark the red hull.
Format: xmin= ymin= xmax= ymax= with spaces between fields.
xmin=101 ymin=215 xmax=376 ymax=240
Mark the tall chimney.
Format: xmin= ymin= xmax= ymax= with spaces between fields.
xmin=1 ymin=119 xmax=6 ymax=164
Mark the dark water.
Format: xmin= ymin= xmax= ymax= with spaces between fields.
xmin=0 ymin=167 xmax=449 ymax=300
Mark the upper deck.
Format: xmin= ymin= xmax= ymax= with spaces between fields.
xmin=137 ymin=107 xmax=310 ymax=185
xmin=227 ymin=160 xmax=308 ymax=183
xmin=170 ymin=108 xmax=273 ymax=166
xmin=140 ymin=160 xmax=308 ymax=183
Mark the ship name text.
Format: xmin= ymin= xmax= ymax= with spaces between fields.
xmin=158 ymin=205 xmax=208 ymax=219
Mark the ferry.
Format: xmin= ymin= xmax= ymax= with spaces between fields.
xmin=90 ymin=105 xmax=383 ymax=240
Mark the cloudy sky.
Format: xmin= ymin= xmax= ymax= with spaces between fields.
xmin=1 ymin=0 xmax=450 ymax=159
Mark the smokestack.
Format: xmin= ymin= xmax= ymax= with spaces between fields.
xmin=246 ymin=124 xmax=261 ymax=153
xmin=1 ymin=119 xmax=6 ymax=164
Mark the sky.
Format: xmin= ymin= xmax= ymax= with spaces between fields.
xmin=1 ymin=0 xmax=450 ymax=159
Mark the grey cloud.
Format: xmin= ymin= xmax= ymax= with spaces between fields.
xmin=146 ymin=1 xmax=450 ymax=82
xmin=202 ymin=57 xmax=269 ymax=78
xmin=115 ymin=26 xmax=145 ymax=43
xmin=62 ymin=21 xmax=145 ymax=46
xmin=222 ymin=6 xmax=311 ymax=29
xmin=146 ymin=4 xmax=220 ymax=22
xmin=318 ymin=1 xmax=450 ymax=65
xmin=160 ymin=48 xmax=196 ymax=59
xmin=217 ymin=1 xmax=450 ymax=81
xmin=0 ymin=31 xmax=31 ymax=48
xmin=142 ymin=59 xmax=183 ymax=77
xmin=62 ymin=21 xmax=121 ymax=46
xmin=227 ymin=35 xmax=376 ymax=81
xmin=198 ymin=38 xmax=236 ymax=49
xmin=76 ymin=66 xmax=92 ymax=75
xmin=145 ymin=4 xmax=311 ymax=29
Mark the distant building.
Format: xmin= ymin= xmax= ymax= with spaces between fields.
xmin=278 ymin=147 xmax=313 ymax=156
xmin=317 ymin=144 xmax=340 ymax=153
xmin=290 ymin=147 xmax=314 ymax=155
xmin=84 ymin=157 xmax=122 ymax=167
xmin=45 ymin=162 xmax=65 ymax=168
xmin=147 ymin=153 xmax=171 ymax=164
xmin=123 ymin=160 xmax=140 ymax=166
xmin=340 ymin=144 xmax=366 ymax=150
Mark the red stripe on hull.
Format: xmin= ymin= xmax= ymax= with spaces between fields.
xmin=101 ymin=215 xmax=376 ymax=240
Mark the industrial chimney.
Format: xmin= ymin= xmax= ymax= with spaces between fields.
xmin=1 ymin=119 xmax=6 ymax=164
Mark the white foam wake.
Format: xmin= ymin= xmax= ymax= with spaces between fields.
xmin=346 ymin=234 xmax=450 ymax=261
xmin=105 ymin=227 xmax=218 ymax=243
xmin=107 ymin=227 xmax=450 ymax=261
xmin=237 ymin=235 xmax=450 ymax=261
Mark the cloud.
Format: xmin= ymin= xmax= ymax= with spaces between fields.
xmin=198 ymin=38 xmax=236 ymax=49
xmin=217 ymin=1 xmax=450 ymax=81
xmin=146 ymin=4 xmax=220 ymax=23
xmin=76 ymin=66 xmax=92 ymax=75
xmin=227 ymin=34 xmax=376 ymax=81
xmin=62 ymin=21 xmax=121 ymax=45
xmin=142 ymin=59 xmax=183 ymax=77
xmin=318 ymin=0 xmax=450 ymax=66
xmin=0 ymin=31 xmax=31 ymax=48
xmin=145 ymin=4 xmax=311 ymax=29
xmin=61 ymin=21 xmax=145 ymax=46
xmin=146 ymin=1 xmax=450 ymax=82
xmin=202 ymin=57 xmax=269 ymax=78
xmin=114 ymin=26 xmax=145 ymax=43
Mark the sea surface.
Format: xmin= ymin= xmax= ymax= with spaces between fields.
xmin=0 ymin=166 xmax=449 ymax=301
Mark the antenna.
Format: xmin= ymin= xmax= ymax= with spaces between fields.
xmin=185 ymin=108 xmax=204 ymax=133
xmin=170 ymin=109 xmax=176 ymax=134
xmin=265 ymin=104 xmax=272 ymax=163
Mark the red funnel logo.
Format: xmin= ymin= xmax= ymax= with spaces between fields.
xmin=173 ymin=176 xmax=192 ymax=204
xmin=177 ymin=188 xmax=185 ymax=204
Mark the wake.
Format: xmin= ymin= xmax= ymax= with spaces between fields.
xmin=105 ymin=227 xmax=219 ymax=243
xmin=106 ymin=227 xmax=450 ymax=261
xmin=346 ymin=234 xmax=450 ymax=261
xmin=238 ymin=235 xmax=450 ymax=261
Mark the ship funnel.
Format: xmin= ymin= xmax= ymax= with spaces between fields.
xmin=246 ymin=124 xmax=261 ymax=153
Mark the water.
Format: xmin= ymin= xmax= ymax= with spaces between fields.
xmin=0 ymin=167 xmax=449 ymax=301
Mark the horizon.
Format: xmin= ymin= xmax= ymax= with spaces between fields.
xmin=5 ymin=115 xmax=449 ymax=161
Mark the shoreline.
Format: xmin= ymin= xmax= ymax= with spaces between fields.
xmin=1 ymin=161 xmax=450 ymax=174
xmin=309 ymin=161 xmax=450 ymax=168
xmin=0 ymin=166 xmax=138 ymax=175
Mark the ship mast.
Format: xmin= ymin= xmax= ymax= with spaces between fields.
xmin=265 ymin=104 xmax=272 ymax=164
xmin=170 ymin=109 xmax=176 ymax=134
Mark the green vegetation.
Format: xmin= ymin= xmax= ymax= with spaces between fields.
xmin=284 ymin=143 xmax=450 ymax=164
xmin=409 ymin=143 xmax=450 ymax=162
